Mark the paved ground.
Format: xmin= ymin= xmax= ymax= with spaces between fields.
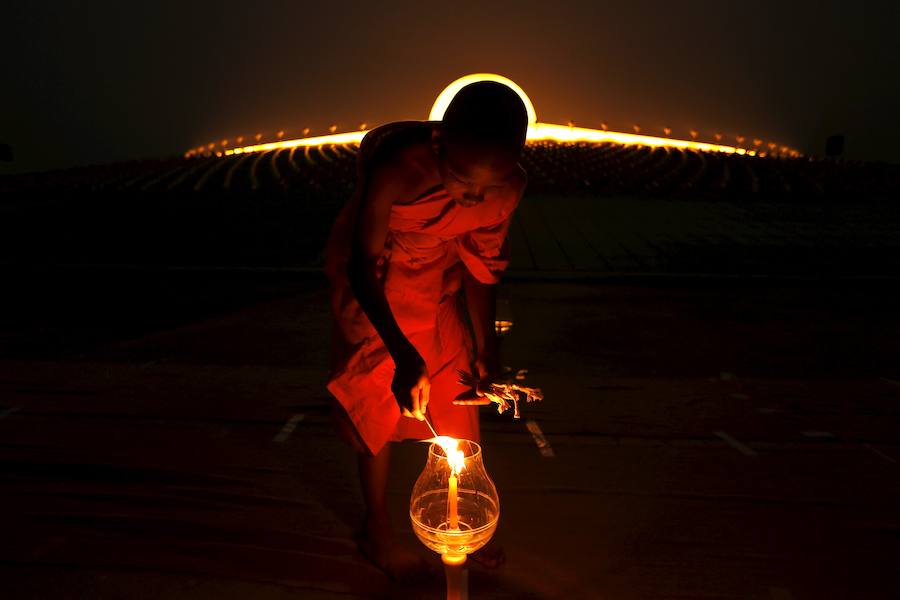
xmin=506 ymin=196 xmax=900 ymax=277
xmin=1 ymin=270 xmax=898 ymax=599
xmin=3 ymin=194 xmax=899 ymax=278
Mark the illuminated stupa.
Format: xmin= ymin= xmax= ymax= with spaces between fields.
xmin=186 ymin=73 xmax=800 ymax=159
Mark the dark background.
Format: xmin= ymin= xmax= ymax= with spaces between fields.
xmin=3 ymin=0 xmax=899 ymax=175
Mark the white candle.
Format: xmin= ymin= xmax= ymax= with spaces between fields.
xmin=448 ymin=473 xmax=459 ymax=529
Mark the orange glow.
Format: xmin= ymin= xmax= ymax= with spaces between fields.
xmin=495 ymin=319 xmax=513 ymax=335
xmin=191 ymin=73 xmax=798 ymax=159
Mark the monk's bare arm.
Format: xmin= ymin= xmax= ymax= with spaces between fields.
xmin=462 ymin=165 xmax=527 ymax=380
xmin=463 ymin=271 xmax=499 ymax=367
xmin=347 ymin=160 xmax=420 ymax=365
xmin=346 ymin=154 xmax=431 ymax=419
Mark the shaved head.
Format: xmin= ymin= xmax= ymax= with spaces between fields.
xmin=440 ymin=81 xmax=528 ymax=159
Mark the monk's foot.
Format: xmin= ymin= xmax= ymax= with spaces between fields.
xmin=354 ymin=523 xmax=434 ymax=583
xmin=470 ymin=536 xmax=506 ymax=569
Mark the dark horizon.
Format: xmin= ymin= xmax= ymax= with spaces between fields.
xmin=3 ymin=0 xmax=899 ymax=175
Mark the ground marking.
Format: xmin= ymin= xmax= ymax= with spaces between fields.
xmin=801 ymin=431 xmax=834 ymax=439
xmin=713 ymin=430 xmax=758 ymax=457
xmin=862 ymin=443 xmax=897 ymax=464
xmin=525 ymin=420 xmax=555 ymax=457
xmin=273 ymin=413 xmax=305 ymax=443
xmin=0 ymin=406 xmax=21 ymax=419
xmin=769 ymin=587 xmax=794 ymax=600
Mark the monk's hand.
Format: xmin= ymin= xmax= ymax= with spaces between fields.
xmin=392 ymin=353 xmax=431 ymax=421
xmin=453 ymin=350 xmax=501 ymax=406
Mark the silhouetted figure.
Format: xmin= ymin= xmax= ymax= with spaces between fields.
xmin=324 ymin=81 xmax=528 ymax=581
xmin=826 ymin=134 xmax=845 ymax=158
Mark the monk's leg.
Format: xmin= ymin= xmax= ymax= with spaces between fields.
xmin=354 ymin=443 xmax=434 ymax=582
xmin=358 ymin=443 xmax=391 ymax=536
xmin=329 ymin=399 xmax=397 ymax=539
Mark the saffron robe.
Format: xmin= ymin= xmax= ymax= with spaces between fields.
xmin=324 ymin=177 xmax=519 ymax=456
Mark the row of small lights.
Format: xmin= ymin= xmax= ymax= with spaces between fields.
xmin=185 ymin=122 xmax=799 ymax=159
xmin=566 ymin=121 xmax=800 ymax=158
xmin=185 ymin=123 xmax=368 ymax=158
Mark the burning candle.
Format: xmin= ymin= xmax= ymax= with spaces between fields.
xmin=410 ymin=435 xmax=501 ymax=600
xmin=430 ymin=435 xmax=466 ymax=531
xmin=448 ymin=473 xmax=459 ymax=529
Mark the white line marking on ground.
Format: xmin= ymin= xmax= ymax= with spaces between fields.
xmin=801 ymin=431 xmax=834 ymax=438
xmin=769 ymin=587 xmax=794 ymax=600
xmin=862 ymin=443 xmax=897 ymax=464
xmin=525 ymin=420 xmax=555 ymax=457
xmin=273 ymin=413 xmax=305 ymax=443
xmin=0 ymin=406 xmax=21 ymax=419
xmin=713 ymin=430 xmax=758 ymax=456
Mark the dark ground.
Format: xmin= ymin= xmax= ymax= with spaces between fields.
xmin=1 ymin=265 xmax=898 ymax=599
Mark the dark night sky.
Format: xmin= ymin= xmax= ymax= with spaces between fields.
xmin=3 ymin=0 xmax=899 ymax=175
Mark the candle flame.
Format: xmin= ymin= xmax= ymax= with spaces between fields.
xmin=428 ymin=436 xmax=466 ymax=475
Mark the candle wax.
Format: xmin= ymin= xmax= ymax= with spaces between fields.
xmin=448 ymin=473 xmax=459 ymax=529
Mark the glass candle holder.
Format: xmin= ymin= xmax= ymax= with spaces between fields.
xmin=409 ymin=439 xmax=499 ymax=557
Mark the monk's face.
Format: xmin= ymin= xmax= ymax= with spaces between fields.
xmin=433 ymin=130 xmax=520 ymax=208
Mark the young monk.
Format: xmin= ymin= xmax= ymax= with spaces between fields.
xmin=324 ymin=81 xmax=528 ymax=581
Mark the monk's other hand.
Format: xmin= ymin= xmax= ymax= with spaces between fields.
xmin=392 ymin=354 xmax=431 ymax=421
xmin=453 ymin=388 xmax=492 ymax=406
xmin=474 ymin=350 xmax=501 ymax=396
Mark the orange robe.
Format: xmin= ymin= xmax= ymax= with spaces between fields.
xmin=324 ymin=180 xmax=519 ymax=456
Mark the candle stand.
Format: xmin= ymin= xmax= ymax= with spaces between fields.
xmin=410 ymin=439 xmax=499 ymax=600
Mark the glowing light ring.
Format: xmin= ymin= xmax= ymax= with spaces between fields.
xmin=200 ymin=123 xmax=751 ymax=159
xmin=187 ymin=73 xmax=796 ymax=158
xmin=428 ymin=73 xmax=538 ymax=125
xmin=527 ymin=122 xmax=747 ymax=155
xmin=214 ymin=131 xmax=365 ymax=157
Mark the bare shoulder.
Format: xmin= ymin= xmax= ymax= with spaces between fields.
xmin=359 ymin=122 xmax=435 ymax=204
xmin=383 ymin=136 xmax=441 ymax=206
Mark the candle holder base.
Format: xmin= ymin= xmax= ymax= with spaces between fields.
xmin=441 ymin=553 xmax=468 ymax=600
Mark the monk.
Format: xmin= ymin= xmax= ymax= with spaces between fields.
xmin=324 ymin=80 xmax=528 ymax=582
